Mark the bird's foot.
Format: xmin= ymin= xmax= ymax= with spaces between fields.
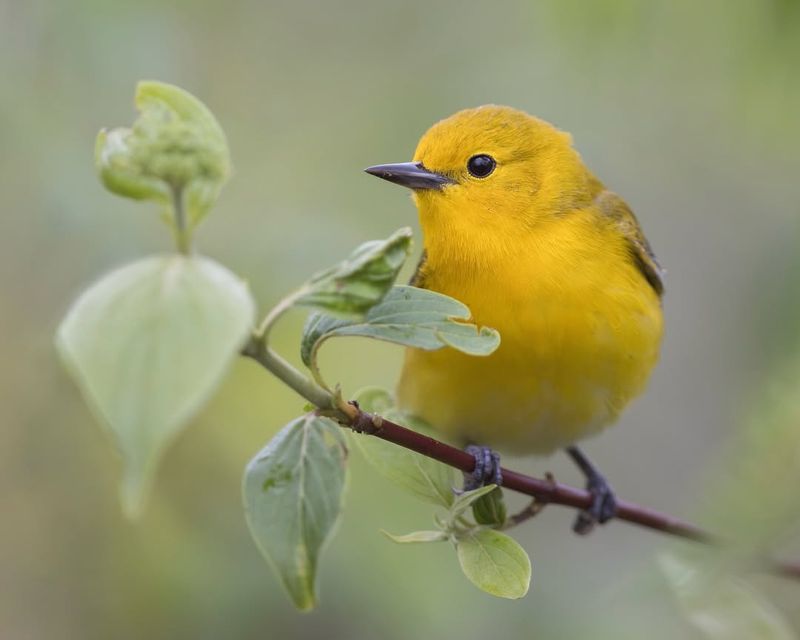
xmin=572 ymin=471 xmax=617 ymax=535
xmin=463 ymin=445 xmax=503 ymax=491
xmin=566 ymin=445 xmax=617 ymax=535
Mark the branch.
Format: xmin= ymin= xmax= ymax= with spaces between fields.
xmin=344 ymin=402 xmax=800 ymax=581
xmin=344 ymin=404 xmax=712 ymax=540
xmin=241 ymin=344 xmax=800 ymax=582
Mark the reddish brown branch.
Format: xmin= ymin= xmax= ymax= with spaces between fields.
xmin=776 ymin=562 xmax=800 ymax=580
xmin=241 ymin=332 xmax=800 ymax=580
xmin=344 ymin=404 xmax=800 ymax=580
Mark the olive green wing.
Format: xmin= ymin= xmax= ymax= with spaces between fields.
xmin=408 ymin=251 xmax=429 ymax=287
xmin=595 ymin=190 xmax=665 ymax=296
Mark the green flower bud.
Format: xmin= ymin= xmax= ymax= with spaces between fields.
xmin=95 ymin=81 xmax=231 ymax=229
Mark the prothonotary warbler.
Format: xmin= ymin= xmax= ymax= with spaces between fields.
xmin=366 ymin=106 xmax=664 ymax=533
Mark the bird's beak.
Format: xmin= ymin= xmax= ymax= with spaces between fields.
xmin=364 ymin=162 xmax=454 ymax=190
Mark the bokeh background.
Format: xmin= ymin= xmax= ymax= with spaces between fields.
xmin=2 ymin=0 xmax=800 ymax=638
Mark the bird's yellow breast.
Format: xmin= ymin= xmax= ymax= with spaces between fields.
xmin=396 ymin=208 xmax=663 ymax=454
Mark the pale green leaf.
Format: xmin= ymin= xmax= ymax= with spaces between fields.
xmin=96 ymin=81 xmax=230 ymax=225
xmin=659 ymin=554 xmax=796 ymax=640
xmin=449 ymin=484 xmax=499 ymax=518
xmin=295 ymin=227 xmax=412 ymax=317
xmin=56 ymin=254 xmax=255 ymax=516
xmin=352 ymin=407 xmax=455 ymax=506
xmin=301 ymin=285 xmax=500 ymax=367
xmin=350 ymin=386 xmax=394 ymax=414
xmin=243 ymin=415 xmax=347 ymax=611
xmin=136 ymin=80 xmax=227 ymax=147
xmin=456 ymin=529 xmax=531 ymax=599
xmin=471 ymin=486 xmax=508 ymax=526
xmin=381 ymin=530 xmax=448 ymax=544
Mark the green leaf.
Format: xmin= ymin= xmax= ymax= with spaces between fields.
xmin=350 ymin=386 xmax=394 ymax=414
xmin=96 ymin=81 xmax=230 ymax=226
xmin=351 ymin=405 xmax=455 ymax=506
xmin=659 ymin=554 xmax=796 ymax=640
xmin=301 ymin=284 xmax=500 ymax=368
xmin=136 ymin=80 xmax=227 ymax=146
xmin=456 ymin=529 xmax=531 ymax=599
xmin=295 ymin=227 xmax=412 ymax=317
xmin=471 ymin=487 xmax=508 ymax=527
xmin=56 ymin=254 xmax=255 ymax=517
xmin=243 ymin=415 xmax=347 ymax=611
xmin=381 ymin=530 xmax=448 ymax=544
xmin=449 ymin=484 xmax=499 ymax=518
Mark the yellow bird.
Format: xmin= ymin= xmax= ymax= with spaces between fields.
xmin=365 ymin=106 xmax=663 ymax=532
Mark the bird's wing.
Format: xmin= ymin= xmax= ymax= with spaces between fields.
xmin=409 ymin=251 xmax=429 ymax=287
xmin=595 ymin=190 xmax=665 ymax=296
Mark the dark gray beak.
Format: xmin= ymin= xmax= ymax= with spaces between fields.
xmin=364 ymin=162 xmax=453 ymax=190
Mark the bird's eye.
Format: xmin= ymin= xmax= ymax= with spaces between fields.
xmin=467 ymin=154 xmax=496 ymax=178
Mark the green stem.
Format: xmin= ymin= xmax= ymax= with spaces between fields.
xmin=254 ymin=303 xmax=287 ymax=340
xmin=307 ymin=339 xmax=333 ymax=393
xmin=171 ymin=185 xmax=190 ymax=254
xmin=254 ymin=285 xmax=309 ymax=339
xmin=242 ymin=336 xmax=335 ymax=411
xmin=245 ymin=283 xmax=342 ymax=412
xmin=255 ymin=293 xmax=334 ymax=394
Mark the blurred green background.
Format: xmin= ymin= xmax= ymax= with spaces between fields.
xmin=2 ymin=0 xmax=800 ymax=638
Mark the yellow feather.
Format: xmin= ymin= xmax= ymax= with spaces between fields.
xmin=395 ymin=106 xmax=663 ymax=454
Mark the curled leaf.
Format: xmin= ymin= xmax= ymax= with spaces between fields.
xmin=295 ymin=227 xmax=412 ymax=318
xmin=449 ymin=484 xmax=499 ymax=518
xmin=471 ymin=487 xmax=508 ymax=527
xmin=95 ymin=128 xmax=170 ymax=203
xmin=381 ymin=530 xmax=448 ymax=544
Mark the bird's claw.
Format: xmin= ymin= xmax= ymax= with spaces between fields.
xmin=572 ymin=472 xmax=617 ymax=535
xmin=463 ymin=445 xmax=502 ymax=491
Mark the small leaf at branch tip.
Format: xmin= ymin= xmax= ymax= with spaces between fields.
xmin=449 ymin=484 xmax=500 ymax=517
xmin=381 ymin=529 xmax=448 ymax=544
xmin=456 ymin=529 xmax=531 ymax=599
xmin=471 ymin=486 xmax=507 ymax=527
xmin=96 ymin=81 xmax=230 ymax=227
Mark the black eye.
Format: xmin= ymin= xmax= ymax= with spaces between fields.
xmin=467 ymin=154 xmax=496 ymax=178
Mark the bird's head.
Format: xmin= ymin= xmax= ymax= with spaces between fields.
xmin=366 ymin=106 xmax=595 ymax=262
